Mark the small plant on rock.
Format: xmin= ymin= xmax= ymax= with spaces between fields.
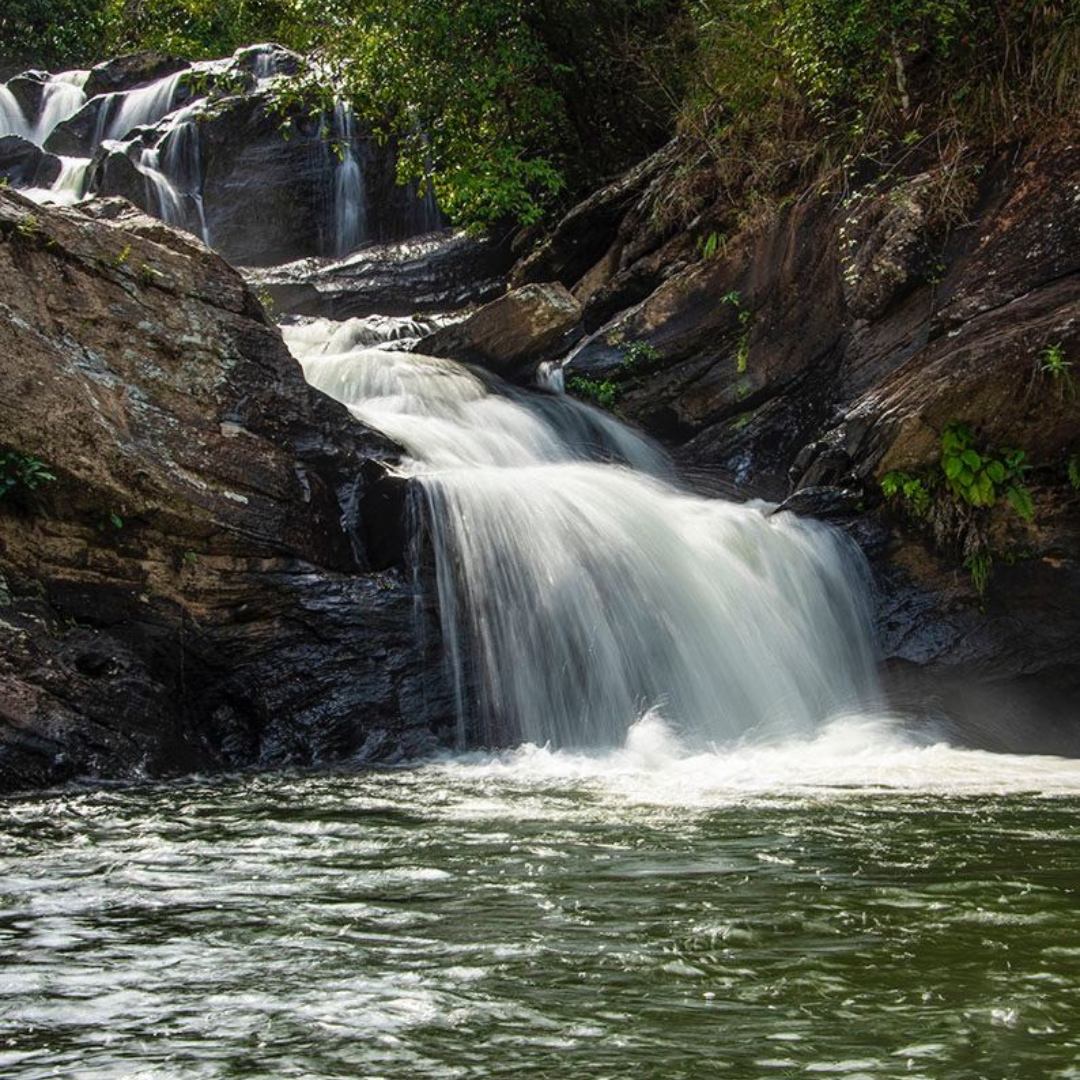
xmin=1039 ymin=342 xmax=1075 ymax=400
xmin=567 ymin=376 xmax=618 ymax=411
xmin=940 ymin=422 xmax=1032 ymax=519
xmin=0 ymin=449 xmax=56 ymax=501
xmin=621 ymin=340 xmax=662 ymax=372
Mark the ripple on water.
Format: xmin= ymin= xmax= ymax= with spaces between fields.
xmin=2 ymin=727 xmax=1079 ymax=1079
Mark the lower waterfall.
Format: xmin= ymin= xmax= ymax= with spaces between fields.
xmin=285 ymin=319 xmax=880 ymax=750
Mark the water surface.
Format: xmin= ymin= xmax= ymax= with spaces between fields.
xmin=2 ymin=717 xmax=1079 ymax=1079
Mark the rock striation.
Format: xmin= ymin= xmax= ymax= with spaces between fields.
xmin=0 ymin=188 xmax=452 ymax=793
xmin=530 ymin=138 xmax=1080 ymax=738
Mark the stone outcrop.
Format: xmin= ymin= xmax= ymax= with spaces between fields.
xmin=246 ymin=230 xmax=514 ymax=318
xmin=540 ymin=138 xmax=1080 ymax=730
xmin=0 ymin=134 xmax=60 ymax=187
xmin=83 ymin=52 xmax=191 ymax=99
xmin=417 ymin=282 xmax=582 ymax=377
xmin=0 ymin=188 xmax=452 ymax=793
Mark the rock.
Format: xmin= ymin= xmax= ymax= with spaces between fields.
xmin=417 ymin=282 xmax=582 ymax=377
xmin=0 ymin=134 xmax=60 ymax=187
xmin=229 ymin=43 xmax=302 ymax=79
xmin=43 ymin=97 xmax=110 ymax=156
xmin=83 ymin=52 xmax=191 ymax=98
xmin=6 ymin=72 xmax=47 ymax=120
xmin=536 ymin=137 xmax=1080 ymax=717
xmin=512 ymin=139 xmax=681 ymax=291
xmin=246 ymin=230 xmax=514 ymax=318
xmin=0 ymin=188 xmax=453 ymax=793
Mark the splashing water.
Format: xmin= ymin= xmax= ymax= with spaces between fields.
xmin=286 ymin=322 xmax=880 ymax=750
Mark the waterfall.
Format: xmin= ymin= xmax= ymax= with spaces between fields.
xmin=44 ymin=156 xmax=91 ymax=205
xmin=106 ymin=70 xmax=186 ymax=140
xmin=331 ymin=100 xmax=367 ymax=256
xmin=286 ymin=325 xmax=880 ymax=750
xmin=31 ymin=71 xmax=87 ymax=143
xmin=0 ymin=85 xmax=30 ymax=139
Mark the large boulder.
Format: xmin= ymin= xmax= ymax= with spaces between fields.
xmin=417 ymin=282 xmax=582 ymax=377
xmin=0 ymin=188 xmax=452 ymax=792
xmin=0 ymin=134 xmax=60 ymax=187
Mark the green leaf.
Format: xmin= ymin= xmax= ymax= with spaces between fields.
xmin=944 ymin=456 xmax=963 ymax=479
xmin=1005 ymin=484 xmax=1034 ymax=521
xmin=986 ymin=460 xmax=1005 ymax=484
xmin=961 ymin=449 xmax=981 ymax=469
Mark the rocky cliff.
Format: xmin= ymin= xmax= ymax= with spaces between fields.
xmin=0 ymin=188 xmax=451 ymax=792
xmin=523 ymin=137 xmax=1080 ymax=747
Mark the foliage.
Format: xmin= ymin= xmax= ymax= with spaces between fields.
xmin=1039 ymin=341 xmax=1075 ymax=400
xmin=0 ymin=448 xmax=56 ymax=501
xmin=881 ymin=421 xmax=1038 ymax=596
xmin=278 ymin=0 xmax=679 ymax=229
xmin=621 ymin=340 xmax=662 ymax=372
xmin=720 ymin=289 xmax=752 ymax=373
xmin=880 ymin=470 xmax=930 ymax=518
xmin=1068 ymin=453 xmax=1080 ymax=492
xmin=964 ymin=551 xmax=992 ymax=597
xmin=0 ymin=0 xmax=107 ymax=69
xmin=939 ymin=421 xmax=1032 ymax=518
xmin=567 ymin=375 xmax=618 ymax=410
xmin=663 ymin=0 xmax=1079 ymax=227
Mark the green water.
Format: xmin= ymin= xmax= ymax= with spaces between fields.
xmin=2 ymin=728 xmax=1079 ymax=1079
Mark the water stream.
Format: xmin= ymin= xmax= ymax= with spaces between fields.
xmin=0 ymin=52 xmax=415 ymax=257
xmin=286 ymin=321 xmax=879 ymax=750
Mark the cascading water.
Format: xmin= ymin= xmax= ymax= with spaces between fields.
xmin=1 ymin=50 xmax=443 ymax=257
xmin=330 ymin=100 xmax=367 ymax=256
xmin=0 ymin=84 xmax=30 ymax=139
xmin=285 ymin=322 xmax=880 ymax=750
xmin=31 ymin=71 xmax=88 ymax=143
xmin=104 ymin=70 xmax=186 ymax=140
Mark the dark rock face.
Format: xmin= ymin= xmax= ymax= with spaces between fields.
xmin=0 ymin=134 xmax=60 ymax=187
xmin=0 ymin=188 xmax=453 ymax=793
xmin=83 ymin=53 xmax=191 ymax=99
xmin=6 ymin=73 xmax=47 ymax=119
xmin=540 ymin=138 xmax=1080 ymax=727
xmin=417 ymin=282 xmax=582 ymax=378
xmin=246 ymin=230 xmax=515 ymax=318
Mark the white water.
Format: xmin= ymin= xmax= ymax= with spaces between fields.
xmin=104 ymin=70 xmax=186 ymax=140
xmin=286 ymin=322 xmax=880 ymax=750
xmin=32 ymin=70 xmax=88 ymax=143
xmin=431 ymin=712 xmax=1080 ymax=803
xmin=331 ymin=100 xmax=367 ymax=255
xmin=0 ymin=83 xmax=31 ymax=139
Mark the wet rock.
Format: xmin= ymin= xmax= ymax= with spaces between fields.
xmin=417 ymin=282 xmax=583 ymax=377
xmin=0 ymin=134 xmax=60 ymax=187
xmin=43 ymin=97 xmax=109 ymax=156
xmin=84 ymin=52 xmax=191 ymax=98
xmin=0 ymin=188 xmax=452 ymax=793
xmin=532 ymin=138 xmax=1080 ymax=715
xmin=6 ymin=72 xmax=47 ymax=119
xmin=246 ymin=230 xmax=514 ymax=318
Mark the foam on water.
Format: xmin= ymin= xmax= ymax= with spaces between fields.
xmin=429 ymin=712 xmax=1080 ymax=806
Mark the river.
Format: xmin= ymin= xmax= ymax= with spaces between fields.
xmin=2 ymin=721 xmax=1079 ymax=1079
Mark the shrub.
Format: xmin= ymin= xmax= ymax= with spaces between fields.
xmin=0 ymin=448 xmax=56 ymax=502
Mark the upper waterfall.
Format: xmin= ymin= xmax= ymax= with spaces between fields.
xmin=286 ymin=319 xmax=881 ymax=750
xmin=0 ymin=46 xmax=445 ymax=264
